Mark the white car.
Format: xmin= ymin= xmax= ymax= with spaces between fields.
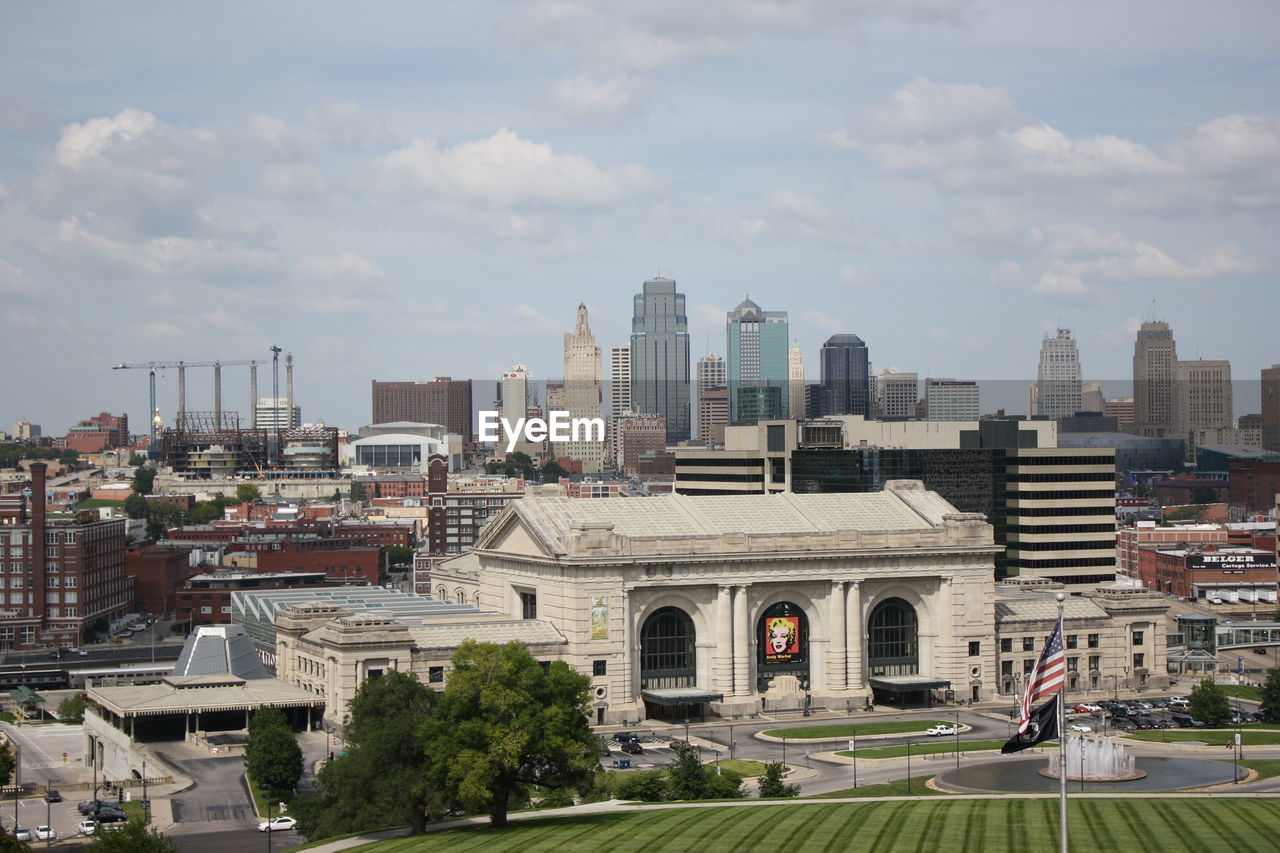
xmin=1069 ymin=724 xmax=1092 ymax=733
xmin=925 ymin=724 xmax=958 ymax=737
xmin=258 ymin=816 xmax=298 ymax=832
xmin=1078 ymin=704 xmax=1103 ymax=713
xmin=35 ymin=825 xmax=56 ymax=841
xmin=78 ymin=820 xmax=97 ymax=835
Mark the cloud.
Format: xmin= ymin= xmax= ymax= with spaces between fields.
xmin=867 ymin=77 xmax=1024 ymax=139
xmin=304 ymin=101 xmax=391 ymax=151
xmin=836 ymin=263 xmax=875 ymax=288
xmin=374 ymin=127 xmax=656 ymax=211
xmin=513 ymin=303 xmax=561 ymax=332
xmin=800 ymin=308 xmax=846 ymax=333
xmin=1034 ymin=271 xmax=1087 ymax=298
xmin=244 ymin=114 xmax=308 ymax=162
xmin=733 ymin=188 xmax=865 ymax=247
xmin=548 ymin=75 xmax=648 ymax=121
xmin=0 ymin=259 xmax=37 ymax=297
xmin=43 ymin=217 xmax=277 ymax=281
xmin=296 ymin=252 xmax=383 ymax=279
xmin=989 ymin=260 xmax=1024 ymax=285
xmin=1059 ymin=241 xmax=1264 ymax=282
xmin=259 ymin=163 xmax=329 ymax=199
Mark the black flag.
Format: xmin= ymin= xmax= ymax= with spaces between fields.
xmin=1001 ymin=694 xmax=1059 ymax=754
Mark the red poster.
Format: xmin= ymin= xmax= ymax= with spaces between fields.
xmin=764 ymin=615 xmax=801 ymax=663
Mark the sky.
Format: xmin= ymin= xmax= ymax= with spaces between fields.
xmin=2 ymin=0 xmax=1278 ymax=434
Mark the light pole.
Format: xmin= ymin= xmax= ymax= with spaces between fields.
xmin=683 ymin=718 xmax=690 ymax=746
xmin=954 ymin=711 xmax=961 ymax=770
xmin=852 ymin=731 xmax=858 ymax=788
xmin=143 ymin=758 xmax=149 ymax=820
xmin=905 ymin=738 xmax=912 ymax=794
xmin=782 ymin=735 xmax=787 ymax=766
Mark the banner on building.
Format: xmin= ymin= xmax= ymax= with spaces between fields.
xmin=763 ymin=615 xmax=801 ymax=663
xmin=590 ymin=596 xmax=609 ymax=640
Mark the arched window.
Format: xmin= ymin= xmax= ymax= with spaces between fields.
xmin=756 ymin=601 xmax=810 ymax=692
xmin=455 ymin=589 xmax=465 ymax=604
xmin=868 ymin=597 xmax=918 ymax=677
xmin=640 ymin=606 xmax=695 ymax=689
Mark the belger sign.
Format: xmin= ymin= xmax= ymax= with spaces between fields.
xmin=1188 ymin=553 xmax=1277 ymax=570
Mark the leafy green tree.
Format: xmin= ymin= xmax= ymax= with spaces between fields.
xmin=0 ymin=829 xmax=32 ymax=852
xmin=348 ymin=480 xmax=368 ymax=502
xmin=330 ymin=489 xmax=343 ymax=502
xmin=1190 ymin=486 xmax=1220 ymax=505
xmin=123 ymin=492 xmax=150 ymax=519
xmin=247 ymin=724 xmax=303 ymax=799
xmin=422 ymin=640 xmax=596 ymax=827
xmin=614 ymin=769 xmax=668 ymax=802
xmin=1189 ymin=678 xmax=1231 ymax=724
xmin=704 ymin=767 xmax=745 ymax=799
xmin=292 ymin=671 xmax=438 ymax=839
xmin=235 ymin=483 xmax=262 ymax=503
xmin=0 ymin=741 xmax=14 ymax=786
xmin=1260 ymin=667 xmax=1280 ymax=722
xmin=668 ymin=744 xmax=708 ymax=800
xmin=128 ymin=454 xmax=147 ymax=467
xmin=757 ymin=762 xmax=800 ymax=798
xmin=539 ymin=460 xmax=567 ymax=484
xmin=385 ymin=545 xmax=415 ymax=567
xmin=57 ymin=695 xmax=89 ymax=723
xmin=85 ymin=818 xmax=178 ymax=852
xmin=131 ymin=465 xmax=156 ymax=496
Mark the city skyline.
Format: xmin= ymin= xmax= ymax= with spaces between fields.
xmin=2 ymin=2 xmax=1278 ymax=432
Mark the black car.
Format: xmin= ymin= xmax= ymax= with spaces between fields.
xmin=613 ymin=732 xmax=640 ymax=745
xmin=77 ymin=800 xmax=110 ymax=815
xmin=620 ymin=741 xmax=644 ymax=754
xmin=1110 ymin=718 xmax=1137 ymax=731
xmin=93 ymin=807 xmax=127 ymax=823
xmin=43 ymin=789 xmax=62 ymax=803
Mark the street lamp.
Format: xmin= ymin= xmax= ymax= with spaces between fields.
xmin=684 ymin=718 xmax=690 ymax=746
xmin=905 ymin=738 xmax=912 ymax=794
xmin=954 ymin=711 xmax=961 ymax=771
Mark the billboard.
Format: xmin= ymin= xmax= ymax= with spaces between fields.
xmin=763 ymin=615 xmax=802 ymax=664
xmin=590 ymin=596 xmax=609 ymax=640
xmin=1187 ymin=553 xmax=1276 ymax=571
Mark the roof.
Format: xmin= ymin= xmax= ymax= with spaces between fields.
xmin=89 ymin=676 xmax=322 ymax=717
xmin=995 ymin=598 xmax=1109 ymax=623
xmin=407 ymin=619 xmax=565 ymax=651
xmin=172 ymin=625 xmax=270 ymax=679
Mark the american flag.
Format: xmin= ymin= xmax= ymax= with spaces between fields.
xmin=1017 ymin=616 xmax=1065 ymax=734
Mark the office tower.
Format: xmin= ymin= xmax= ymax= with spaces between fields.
xmin=497 ymin=365 xmax=539 ymax=455
xmin=1263 ymin=365 xmax=1280 ymax=452
xmin=13 ymin=420 xmax=40 ymax=440
xmin=876 ymin=368 xmax=919 ymax=419
xmin=255 ymin=397 xmax=302 ymax=430
xmin=371 ymin=380 xmax=426 ymax=424
xmin=1082 ymin=383 xmax=1105 ymax=414
xmin=616 ymin=414 xmax=670 ymax=477
xmin=698 ymin=387 xmax=729 ymax=445
xmin=371 ymin=379 xmax=472 ymax=438
xmin=726 ymin=297 xmax=789 ymax=425
xmin=787 ymin=343 xmax=805 ymax=419
xmin=1132 ymin=321 xmax=1178 ymax=437
xmin=697 ymin=354 xmax=727 ymax=401
xmin=820 ymin=335 xmax=870 ymax=417
xmin=562 ymin=304 xmax=605 ymax=473
xmin=1034 ymin=328 xmax=1083 ymax=419
xmin=630 ymin=276 xmax=690 ymax=443
xmin=925 ymin=378 xmax=980 ymax=421
xmin=607 ymin=345 xmax=632 ymax=468
xmin=1105 ymin=397 xmax=1135 ymax=430
xmin=1175 ymin=359 xmax=1233 ymax=459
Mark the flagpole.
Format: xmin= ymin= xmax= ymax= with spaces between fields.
xmin=1056 ymin=591 xmax=1068 ymax=853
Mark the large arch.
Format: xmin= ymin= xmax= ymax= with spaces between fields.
xmin=639 ymin=606 xmax=696 ymax=691
xmin=867 ymin=597 xmax=919 ymax=677
xmin=756 ymin=601 xmax=810 ymax=693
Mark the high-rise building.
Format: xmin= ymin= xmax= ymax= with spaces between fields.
xmin=371 ymin=379 xmax=472 ymax=439
xmin=876 ymin=368 xmax=919 ymax=419
xmin=925 ymin=378 xmax=980 ymax=421
xmin=819 ymin=335 xmax=870 ymax=417
xmin=630 ymin=276 xmax=690 ymax=443
xmin=607 ymin=345 xmax=632 ymax=469
xmin=562 ymin=304 xmax=605 ymax=473
xmin=1034 ymin=328 xmax=1083 ymax=420
xmin=1105 ymin=397 xmax=1135 ymax=430
xmin=1082 ymin=383 xmax=1105 ymax=414
xmin=1263 ymin=365 xmax=1280 ymax=452
xmin=697 ymin=354 xmax=727 ymax=401
xmin=725 ymin=297 xmax=789 ymax=425
xmin=64 ymin=412 xmax=129 ymax=453
xmin=616 ymin=414 xmax=670 ymax=477
xmin=1176 ymin=359 xmax=1233 ymax=434
xmin=1132 ymin=321 xmax=1178 ymax=437
xmin=255 ymin=397 xmax=302 ymax=430
xmin=13 ymin=420 xmax=40 ymax=441
xmin=787 ymin=343 xmax=805 ymax=419
xmin=696 ymin=354 xmax=728 ymax=446
xmin=497 ymin=365 xmax=540 ymax=456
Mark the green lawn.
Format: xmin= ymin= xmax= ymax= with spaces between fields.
xmin=1239 ymin=759 xmax=1280 ymax=780
xmin=341 ymin=799 xmax=1280 ymax=852
xmin=73 ymin=498 xmax=124 ymax=510
xmin=1126 ymin=729 xmax=1280 ymax=746
xmin=837 ymin=739 xmax=1009 ymax=759
xmin=1219 ymin=685 xmax=1262 ymax=702
xmin=762 ymin=721 xmax=954 ymax=740
xmin=807 ymin=776 xmax=947 ymax=798
xmin=716 ymin=759 xmax=768 ymax=777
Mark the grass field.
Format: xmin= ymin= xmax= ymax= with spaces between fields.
xmin=1239 ymin=759 xmax=1280 ymax=780
xmin=343 ymin=799 xmax=1280 ymax=852
xmin=837 ymin=739 xmax=1008 ymax=759
xmin=716 ymin=759 xmax=768 ymax=777
xmin=762 ymin=721 xmax=952 ymax=740
xmin=806 ymin=776 xmax=946 ymax=798
xmin=1126 ymin=729 xmax=1280 ymax=746
xmin=1219 ymin=685 xmax=1263 ymax=701
xmin=73 ymin=498 xmax=124 ymax=510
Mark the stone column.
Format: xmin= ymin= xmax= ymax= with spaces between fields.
xmin=620 ymin=593 xmax=634 ymax=704
xmin=733 ymin=585 xmax=750 ymax=696
xmin=828 ymin=581 xmax=847 ymax=692
xmin=846 ymin=581 xmax=863 ymax=691
xmin=715 ymin=585 xmax=734 ymax=696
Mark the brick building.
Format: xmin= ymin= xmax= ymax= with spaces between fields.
xmin=1117 ymin=521 xmax=1228 ymax=587
xmin=1154 ymin=476 xmax=1227 ymax=507
xmin=64 ymin=413 xmax=129 ymax=453
xmin=1228 ymin=458 xmax=1280 ymax=518
xmin=1146 ymin=546 xmax=1277 ymax=602
xmin=371 ymin=378 xmax=473 ymax=440
xmin=616 ymin=414 xmax=669 ymax=477
xmin=126 ymin=545 xmax=193 ymax=615
xmin=177 ymin=571 xmax=332 ymax=624
xmin=0 ymin=463 xmax=132 ymax=649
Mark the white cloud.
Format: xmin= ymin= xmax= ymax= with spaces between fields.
xmin=867 ymin=77 xmax=1024 ymax=139
xmin=801 ymin=308 xmax=845 ymax=333
xmin=304 ymin=101 xmax=391 ymax=150
xmin=1060 ymin=241 xmax=1264 ymax=282
xmin=296 ymin=252 xmax=383 ymax=279
xmin=43 ymin=217 xmax=277 ymax=281
xmin=0 ymin=259 xmax=36 ymax=297
xmin=244 ymin=114 xmax=308 ymax=162
xmin=1034 ymin=271 xmax=1087 ymax=298
xmin=259 ymin=163 xmax=329 ymax=199
xmin=733 ymin=188 xmax=865 ymax=247
xmin=513 ymin=303 xmax=560 ymax=332
xmin=374 ymin=127 xmax=656 ymax=211
xmin=548 ymin=75 xmax=648 ymax=121
xmin=989 ymin=260 xmax=1024 ymax=285
xmin=836 ymin=263 xmax=875 ymax=288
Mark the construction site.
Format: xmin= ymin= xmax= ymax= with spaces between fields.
xmin=115 ymin=349 xmax=340 ymax=479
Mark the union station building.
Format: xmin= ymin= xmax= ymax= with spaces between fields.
xmin=265 ymin=482 xmax=1170 ymax=726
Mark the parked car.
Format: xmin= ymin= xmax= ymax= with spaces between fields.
xmin=1169 ymin=699 xmax=1191 ymax=711
xmin=77 ymin=800 xmax=110 ymax=815
xmin=1253 ymin=648 xmax=1268 ymax=654
xmin=621 ymin=741 xmax=644 ymax=754
xmin=1071 ymin=705 xmax=1093 ymax=714
xmin=1130 ymin=718 xmax=1154 ymax=730
xmin=1110 ymin=718 xmax=1137 ymax=731
xmin=613 ymin=732 xmax=640 ymax=745
xmin=13 ymin=828 xmax=30 ymax=842
xmin=669 ymin=739 xmax=694 ymax=750
xmin=77 ymin=820 xmax=97 ymax=836
xmin=43 ymin=789 xmax=62 ymax=803
xmin=1150 ymin=698 xmax=1172 ymax=708
xmin=1079 ymin=704 xmax=1102 ymax=713
xmin=925 ymin=724 xmax=957 ymax=737
xmin=93 ymin=807 xmax=127 ymax=823
xmin=1069 ymin=724 xmax=1092 ymax=733
xmin=257 ymin=817 xmax=298 ymax=832
xmin=1252 ymin=711 xmax=1269 ymax=722
xmin=1171 ymin=713 xmax=1205 ymax=728
xmin=35 ymin=826 xmax=55 ymax=841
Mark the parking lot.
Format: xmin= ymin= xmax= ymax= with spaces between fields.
xmin=1065 ymin=697 xmax=1262 ymax=733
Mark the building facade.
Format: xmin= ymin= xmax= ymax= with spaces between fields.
xmin=630 ymin=277 xmax=690 ymax=443
xmin=726 ymin=298 xmax=789 ymax=425
xmin=925 ymin=379 xmax=980 ymax=421
xmin=562 ymin=304 xmax=606 ymax=473
xmin=1133 ymin=321 xmax=1178 ymax=438
xmin=787 ymin=343 xmax=805 ymax=419
xmin=1034 ymin=328 xmax=1083 ymax=420
xmin=876 ymin=369 xmax=919 ymax=419
xmin=819 ymin=335 xmax=870 ymax=417
xmin=1263 ymin=365 xmax=1280 ymax=453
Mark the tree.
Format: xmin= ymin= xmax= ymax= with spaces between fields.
xmin=330 ymin=489 xmax=343 ymax=503
xmin=422 ymin=640 xmax=597 ymax=827
xmin=0 ymin=830 xmax=32 ymax=853
xmin=614 ymin=769 xmax=667 ymax=802
xmin=385 ymin=545 xmax=415 ymax=568
xmin=0 ymin=741 xmax=14 ymax=787
xmin=85 ymin=818 xmax=178 ymax=852
xmin=123 ymin=493 xmax=149 ymax=520
xmin=245 ymin=707 xmax=303 ymax=799
xmin=757 ymin=762 xmax=800 ymax=798
xmin=1190 ymin=486 xmax=1220 ymax=505
xmin=668 ymin=744 xmax=709 ymax=800
xmin=131 ymin=465 xmax=156 ymax=496
xmin=539 ymin=460 xmax=567 ymax=484
xmin=348 ymin=480 xmax=368 ymax=502
xmin=128 ymin=454 xmax=147 ymax=467
xmin=57 ymin=695 xmax=89 ymax=723
xmin=291 ymin=671 xmax=438 ymax=840
xmin=1260 ymin=667 xmax=1280 ymax=722
xmin=235 ymin=483 xmax=261 ymax=503
xmin=1189 ymin=678 xmax=1231 ymax=725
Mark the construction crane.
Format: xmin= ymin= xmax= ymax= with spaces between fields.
xmin=113 ymin=359 xmax=260 ymax=452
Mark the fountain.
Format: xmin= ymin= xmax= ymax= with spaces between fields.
xmin=1043 ymin=735 xmax=1145 ymax=782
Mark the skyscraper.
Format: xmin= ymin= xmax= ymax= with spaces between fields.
xmin=563 ymin=304 xmax=605 ymax=473
xmin=819 ymin=335 xmax=870 ymax=417
xmin=726 ymin=297 xmax=789 ymax=424
xmin=498 ymin=364 xmax=539 ymax=455
xmin=371 ymin=378 xmax=472 ymax=438
xmin=1132 ymin=321 xmax=1178 ymax=437
xmin=607 ymin=345 xmax=632 ymax=468
xmin=876 ymin=368 xmax=919 ymax=419
xmin=787 ymin=343 xmax=805 ymax=419
xmin=1263 ymin=365 xmax=1280 ymax=452
xmin=1034 ymin=328 xmax=1083 ymax=420
xmin=630 ymin=276 xmax=690 ymax=443
xmin=1175 ymin=359 xmax=1232 ymax=459
xmin=925 ymin=378 xmax=980 ymax=421
xmin=696 ymin=355 xmax=728 ymax=446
